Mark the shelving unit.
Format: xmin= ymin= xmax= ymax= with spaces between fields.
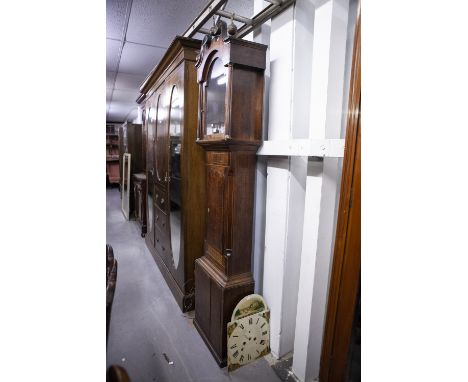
xmin=106 ymin=123 xmax=120 ymax=185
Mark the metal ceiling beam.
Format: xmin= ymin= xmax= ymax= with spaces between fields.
xmin=215 ymin=9 xmax=252 ymax=25
xmin=182 ymin=0 xmax=229 ymax=38
xmin=183 ymin=0 xmax=295 ymax=40
xmin=236 ymin=0 xmax=295 ymax=38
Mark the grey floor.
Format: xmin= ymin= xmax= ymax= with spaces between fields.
xmin=106 ymin=188 xmax=281 ymax=382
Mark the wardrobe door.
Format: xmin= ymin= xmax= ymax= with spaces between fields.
xmin=146 ymin=94 xmax=158 ymax=245
xmin=155 ymin=89 xmax=170 ymax=187
xmin=168 ymin=85 xmax=182 ymax=272
xmin=154 ymin=87 xmax=171 ymax=266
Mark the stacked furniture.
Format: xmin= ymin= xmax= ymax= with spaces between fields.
xmin=106 ymin=123 xmax=120 ymax=185
xmin=118 ymin=122 xmax=143 ymax=217
xmin=133 ymin=172 xmax=147 ymax=237
xmin=106 ymin=244 xmax=117 ymax=344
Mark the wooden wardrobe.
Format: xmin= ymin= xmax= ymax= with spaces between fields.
xmin=137 ymin=37 xmax=206 ymax=312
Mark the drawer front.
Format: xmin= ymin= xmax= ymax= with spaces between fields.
xmin=155 ymin=224 xmax=170 ymax=264
xmin=154 ymin=205 xmax=168 ymax=232
xmin=154 ymin=190 xmax=168 ymax=213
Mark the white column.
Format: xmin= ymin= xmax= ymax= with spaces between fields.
xmin=252 ymin=0 xmax=272 ymax=295
xmin=262 ymin=0 xmax=316 ymax=358
xmin=292 ymin=0 xmax=350 ymax=380
xmin=262 ymin=4 xmax=295 ymax=355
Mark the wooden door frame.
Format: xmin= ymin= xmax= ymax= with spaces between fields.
xmin=319 ymin=5 xmax=361 ymax=382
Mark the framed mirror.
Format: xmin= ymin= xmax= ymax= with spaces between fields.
xmin=204 ymin=58 xmax=226 ymax=136
xmin=169 ymin=86 xmax=182 ymax=269
xmin=156 ymin=92 xmax=169 ymax=184
xmin=147 ymin=97 xmax=158 ymax=243
xmin=121 ymin=153 xmax=131 ymax=220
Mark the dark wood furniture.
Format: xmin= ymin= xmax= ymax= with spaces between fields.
xmin=133 ymin=173 xmax=147 ymax=237
xmin=137 ymin=36 xmax=206 ymax=312
xmin=320 ymin=7 xmax=361 ymax=382
xmin=118 ymin=122 xmax=143 ymax=217
xmin=107 ymin=365 xmax=131 ymax=382
xmin=193 ymin=22 xmax=267 ymax=367
xmin=106 ymin=244 xmax=118 ymax=345
xmin=106 ymin=124 xmax=120 ymax=185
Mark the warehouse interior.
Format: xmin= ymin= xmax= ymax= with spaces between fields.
xmin=3 ymin=1 xmax=467 ymax=382
xmin=106 ymin=0 xmax=360 ymax=381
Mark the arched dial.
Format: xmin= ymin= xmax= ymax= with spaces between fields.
xmin=227 ymin=314 xmax=269 ymax=368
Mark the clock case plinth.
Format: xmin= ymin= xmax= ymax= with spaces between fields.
xmin=193 ymin=22 xmax=267 ymax=367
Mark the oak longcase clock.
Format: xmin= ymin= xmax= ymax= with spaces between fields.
xmin=193 ymin=20 xmax=267 ymax=367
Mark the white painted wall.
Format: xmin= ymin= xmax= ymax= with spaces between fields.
xmin=262 ymin=2 xmax=310 ymax=358
xmin=252 ymin=0 xmax=359 ymax=380
xmin=292 ymin=0 xmax=354 ymax=380
xmin=252 ymin=0 xmax=357 ymax=381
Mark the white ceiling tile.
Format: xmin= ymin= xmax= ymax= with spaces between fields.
xmin=107 ymin=110 xmax=126 ymax=122
xmin=127 ymin=109 xmax=139 ymax=122
xmin=108 ymin=102 xmax=138 ymax=122
xmin=114 ymin=72 xmax=146 ymax=91
xmin=107 ymin=0 xmax=129 ymax=40
xmin=107 ymin=39 xmax=121 ymax=72
xmin=107 ymin=0 xmax=256 ymax=123
xmin=126 ymin=0 xmax=206 ymax=47
xmin=119 ymin=41 xmax=166 ymax=76
xmin=112 ymin=89 xmax=139 ymax=103
xmin=223 ymin=0 xmax=254 ymax=18
xmin=107 ymin=71 xmax=117 ymax=88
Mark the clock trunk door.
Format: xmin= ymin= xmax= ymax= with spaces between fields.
xmin=205 ymin=155 xmax=231 ymax=272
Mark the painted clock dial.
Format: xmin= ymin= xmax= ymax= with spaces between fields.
xmin=227 ymin=310 xmax=270 ymax=371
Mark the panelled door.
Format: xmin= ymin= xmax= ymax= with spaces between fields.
xmin=146 ymin=93 xmax=157 ymax=245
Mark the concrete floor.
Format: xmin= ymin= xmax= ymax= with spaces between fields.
xmin=106 ymin=188 xmax=281 ymax=382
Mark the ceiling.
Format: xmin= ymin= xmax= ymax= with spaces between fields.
xmin=106 ymin=0 xmax=254 ymax=123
